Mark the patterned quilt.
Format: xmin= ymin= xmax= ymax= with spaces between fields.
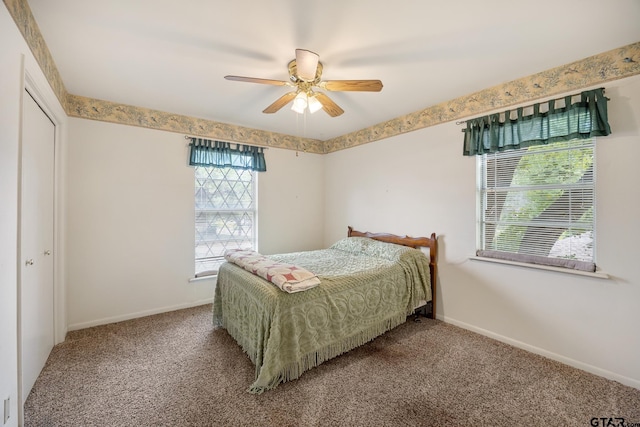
xmin=224 ymin=249 xmax=321 ymax=293
xmin=213 ymin=237 xmax=432 ymax=393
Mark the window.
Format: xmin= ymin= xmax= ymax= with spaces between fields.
xmin=466 ymin=88 xmax=610 ymax=272
xmin=477 ymin=138 xmax=595 ymax=271
xmin=194 ymin=166 xmax=257 ymax=275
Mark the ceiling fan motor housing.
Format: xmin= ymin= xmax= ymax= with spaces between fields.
xmin=288 ymin=59 xmax=323 ymax=84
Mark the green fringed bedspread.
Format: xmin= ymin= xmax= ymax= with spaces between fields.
xmin=212 ymin=237 xmax=432 ymax=393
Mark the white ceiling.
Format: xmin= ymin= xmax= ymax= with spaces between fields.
xmin=27 ymin=0 xmax=640 ymax=141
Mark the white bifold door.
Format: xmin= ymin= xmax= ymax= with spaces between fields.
xmin=20 ymin=89 xmax=55 ymax=406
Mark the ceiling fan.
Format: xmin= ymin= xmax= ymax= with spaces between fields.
xmin=224 ymin=49 xmax=383 ymax=117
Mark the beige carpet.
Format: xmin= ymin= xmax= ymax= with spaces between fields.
xmin=25 ymin=304 xmax=640 ymax=427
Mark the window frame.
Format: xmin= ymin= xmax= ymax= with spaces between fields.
xmin=193 ymin=165 xmax=258 ymax=277
xmin=475 ymin=138 xmax=598 ymax=273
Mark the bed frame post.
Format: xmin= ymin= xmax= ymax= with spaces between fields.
xmin=429 ymin=232 xmax=437 ymax=320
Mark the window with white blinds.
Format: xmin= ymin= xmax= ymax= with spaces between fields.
xmin=477 ymin=138 xmax=596 ymax=271
xmin=194 ymin=166 xmax=257 ymax=276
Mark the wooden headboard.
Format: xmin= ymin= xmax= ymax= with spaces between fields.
xmin=347 ymin=226 xmax=438 ymax=319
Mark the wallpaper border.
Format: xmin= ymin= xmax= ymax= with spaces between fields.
xmin=4 ymin=0 xmax=639 ymax=155
xmin=66 ymin=95 xmax=325 ymax=154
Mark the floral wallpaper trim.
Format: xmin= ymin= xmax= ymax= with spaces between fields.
xmin=66 ymin=95 xmax=325 ymax=154
xmin=3 ymin=0 xmax=68 ymax=111
xmin=323 ymin=42 xmax=640 ymax=153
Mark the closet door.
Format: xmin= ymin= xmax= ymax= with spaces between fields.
xmin=20 ymin=89 xmax=55 ymax=405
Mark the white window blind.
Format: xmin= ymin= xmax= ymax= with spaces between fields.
xmin=194 ymin=166 xmax=256 ymax=275
xmin=477 ymin=138 xmax=596 ymax=271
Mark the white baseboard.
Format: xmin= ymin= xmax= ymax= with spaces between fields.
xmin=438 ymin=314 xmax=640 ymax=390
xmin=67 ymin=298 xmax=214 ymax=332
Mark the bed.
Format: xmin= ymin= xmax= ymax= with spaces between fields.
xmin=213 ymin=226 xmax=438 ymax=393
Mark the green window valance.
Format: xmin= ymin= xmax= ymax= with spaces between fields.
xmin=462 ymin=88 xmax=611 ymax=156
xmin=189 ymin=138 xmax=267 ymax=172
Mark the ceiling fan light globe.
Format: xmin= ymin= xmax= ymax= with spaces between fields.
xmin=292 ymin=92 xmax=308 ymax=114
xmin=291 ymin=102 xmax=306 ymax=114
xmin=307 ymin=95 xmax=323 ymax=114
xmin=293 ymin=92 xmax=308 ymax=107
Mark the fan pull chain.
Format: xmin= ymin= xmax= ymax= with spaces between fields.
xmin=295 ymin=109 xmax=308 ymax=157
xmin=295 ymin=112 xmax=300 ymax=156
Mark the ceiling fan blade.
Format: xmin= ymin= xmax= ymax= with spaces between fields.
xmin=315 ymin=93 xmax=344 ymax=117
xmin=295 ymin=49 xmax=319 ymax=81
xmin=263 ymin=92 xmax=297 ymax=114
xmin=224 ymin=75 xmax=288 ymax=86
xmin=322 ymin=80 xmax=383 ymax=92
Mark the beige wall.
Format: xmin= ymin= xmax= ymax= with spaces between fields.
xmin=65 ymin=118 xmax=325 ymax=329
xmin=0 ymin=6 xmax=22 ymax=425
xmin=323 ymin=75 xmax=640 ymax=389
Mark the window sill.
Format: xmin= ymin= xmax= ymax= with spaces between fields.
xmin=189 ymin=272 xmax=218 ymax=283
xmin=470 ymin=256 xmax=610 ymax=279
